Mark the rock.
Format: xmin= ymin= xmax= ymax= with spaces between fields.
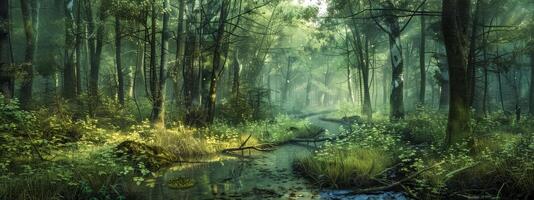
xmin=115 ymin=141 xmax=175 ymax=170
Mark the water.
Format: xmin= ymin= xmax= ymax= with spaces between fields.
xmin=127 ymin=114 xmax=408 ymax=199
xmin=132 ymin=144 xmax=319 ymax=200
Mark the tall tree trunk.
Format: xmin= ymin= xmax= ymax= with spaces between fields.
xmin=0 ymin=0 xmax=13 ymax=99
xmin=362 ymin=37 xmax=372 ymax=119
xmin=467 ymin=0 xmax=482 ymax=108
xmin=173 ymin=0 xmax=185 ymax=109
xmin=384 ymin=10 xmax=405 ymax=120
xmin=63 ymin=0 xmax=76 ymax=100
xmin=419 ymin=12 xmax=426 ymax=105
xmin=115 ymin=18 xmax=124 ymax=106
xmin=442 ymin=0 xmax=471 ymax=147
xmin=85 ymin=0 xmax=106 ymax=115
xmin=20 ymin=0 xmax=34 ymax=108
xmin=206 ymin=0 xmax=228 ymax=124
xmin=75 ymin=0 xmax=82 ymax=96
xmin=281 ymin=56 xmax=293 ymax=106
xmin=530 ymin=49 xmax=534 ymax=115
xmin=149 ymin=0 xmax=168 ymax=124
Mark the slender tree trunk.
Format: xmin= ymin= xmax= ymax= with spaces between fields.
xmin=0 ymin=0 xmax=13 ymax=99
xmin=183 ymin=23 xmax=197 ymax=111
xmin=115 ymin=18 xmax=124 ymax=105
xmin=85 ymin=0 xmax=106 ymax=115
xmin=149 ymin=0 xmax=168 ymax=124
xmin=231 ymin=49 xmax=241 ymax=98
xmin=442 ymin=0 xmax=472 ymax=147
xmin=497 ymin=71 xmax=505 ymax=113
xmin=206 ymin=0 xmax=228 ymax=124
xmin=419 ymin=12 xmax=426 ymax=105
xmin=63 ymin=0 xmax=76 ymax=100
xmin=20 ymin=0 xmax=34 ymax=108
xmin=530 ymin=49 xmax=534 ymax=115
xmin=281 ymin=56 xmax=292 ymax=105
xmin=438 ymin=55 xmax=450 ymax=111
xmin=481 ymin=24 xmax=488 ymax=115
xmin=173 ymin=0 xmax=185 ymax=109
xmin=467 ymin=0 xmax=482 ymax=108
xmin=75 ymin=0 xmax=82 ymax=96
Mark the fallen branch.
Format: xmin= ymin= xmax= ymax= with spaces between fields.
xmin=445 ymin=161 xmax=480 ymax=181
xmin=240 ymin=134 xmax=253 ymax=148
xmin=347 ymin=161 xmax=445 ymax=195
xmin=222 ymin=143 xmax=276 ymax=154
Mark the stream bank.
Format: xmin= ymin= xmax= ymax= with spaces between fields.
xmin=126 ymin=114 xmax=407 ymax=200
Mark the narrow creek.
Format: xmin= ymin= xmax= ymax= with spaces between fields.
xmin=128 ymin=114 xmax=408 ymax=200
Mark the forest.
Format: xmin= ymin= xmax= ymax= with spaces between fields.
xmin=0 ymin=0 xmax=533 ymax=199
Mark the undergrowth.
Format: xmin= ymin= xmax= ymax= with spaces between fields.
xmin=0 ymin=95 xmax=312 ymax=199
xmin=295 ymin=108 xmax=534 ymax=199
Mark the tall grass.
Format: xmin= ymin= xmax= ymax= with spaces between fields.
xmin=295 ymin=148 xmax=393 ymax=188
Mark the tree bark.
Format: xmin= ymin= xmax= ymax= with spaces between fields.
xmin=0 ymin=0 xmax=13 ymax=99
xmin=381 ymin=3 xmax=405 ymax=120
xmin=467 ymin=0 xmax=482 ymax=108
xmin=530 ymin=49 xmax=534 ymax=115
xmin=150 ymin=0 xmax=169 ymax=124
xmin=419 ymin=12 xmax=426 ymax=105
xmin=442 ymin=0 xmax=471 ymax=147
xmin=63 ymin=0 xmax=76 ymax=100
xmin=173 ymin=0 xmax=185 ymax=109
xmin=115 ymin=18 xmax=124 ymax=106
xmin=75 ymin=0 xmax=82 ymax=96
xmin=85 ymin=0 xmax=106 ymax=115
xmin=206 ymin=0 xmax=228 ymax=124
xmin=20 ymin=0 xmax=35 ymax=108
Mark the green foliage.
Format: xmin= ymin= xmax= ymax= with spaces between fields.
xmin=295 ymin=109 xmax=533 ymax=199
xmin=296 ymin=147 xmax=393 ymax=188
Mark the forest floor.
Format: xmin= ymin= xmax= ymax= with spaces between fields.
xmin=1 ymin=98 xmax=532 ymax=200
xmin=124 ymin=113 xmax=408 ymax=200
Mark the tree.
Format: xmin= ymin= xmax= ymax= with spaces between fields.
xmin=0 ymin=0 xmax=13 ymax=99
xmin=20 ymin=0 xmax=35 ymax=108
xmin=442 ymin=0 xmax=471 ymax=147
xmin=148 ymin=0 xmax=169 ymax=124
xmin=115 ymin=17 xmax=125 ymax=106
xmin=63 ymin=0 xmax=77 ymax=100
xmin=530 ymin=43 xmax=534 ymax=115
xmin=419 ymin=7 xmax=426 ymax=105
xmin=85 ymin=0 xmax=107 ymax=115
xmin=367 ymin=0 xmax=425 ymax=120
xmin=206 ymin=0 xmax=230 ymax=124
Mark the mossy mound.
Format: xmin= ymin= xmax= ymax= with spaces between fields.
xmin=115 ymin=141 xmax=176 ymax=170
xmin=167 ymin=177 xmax=195 ymax=189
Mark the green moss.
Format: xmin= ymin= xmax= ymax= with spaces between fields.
xmin=167 ymin=177 xmax=195 ymax=190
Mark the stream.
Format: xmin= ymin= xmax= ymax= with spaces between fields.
xmin=128 ymin=114 xmax=408 ymax=200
